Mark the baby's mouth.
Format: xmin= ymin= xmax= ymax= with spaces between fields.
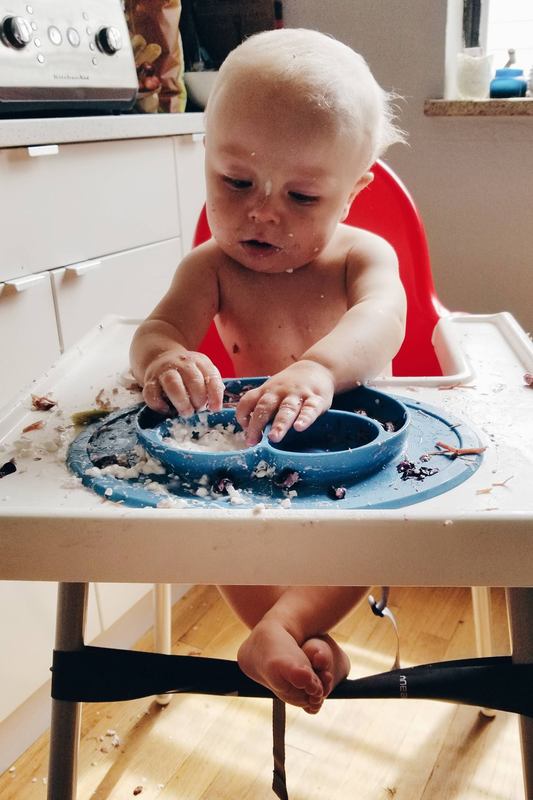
xmin=240 ymin=239 xmax=281 ymax=255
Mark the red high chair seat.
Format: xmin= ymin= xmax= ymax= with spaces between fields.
xmin=193 ymin=160 xmax=446 ymax=378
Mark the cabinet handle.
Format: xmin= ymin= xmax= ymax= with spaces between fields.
xmin=4 ymin=273 xmax=47 ymax=292
xmin=27 ymin=144 xmax=59 ymax=157
xmin=66 ymin=259 xmax=103 ymax=276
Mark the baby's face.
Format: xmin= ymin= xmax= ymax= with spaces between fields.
xmin=204 ymin=79 xmax=368 ymax=274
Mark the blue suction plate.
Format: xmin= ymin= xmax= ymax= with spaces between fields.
xmin=67 ymin=380 xmax=484 ymax=510
xmin=135 ymin=395 xmax=408 ymax=486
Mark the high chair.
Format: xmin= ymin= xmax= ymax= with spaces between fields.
xmin=164 ymin=159 xmax=492 ymax=669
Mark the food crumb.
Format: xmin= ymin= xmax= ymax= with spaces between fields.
xmin=31 ymin=394 xmax=57 ymax=411
xmin=0 ymin=458 xmax=16 ymax=479
xmin=133 ymin=786 xmax=144 ymax=796
xmin=21 ymin=420 xmax=45 ymax=433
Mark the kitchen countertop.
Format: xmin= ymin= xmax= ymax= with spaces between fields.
xmin=0 ymin=111 xmax=205 ymax=148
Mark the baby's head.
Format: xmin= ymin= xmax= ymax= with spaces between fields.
xmin=206 ymin=28 xmax=404 ymax=174
xmin=203 ymin=29 xmax=404 ymax=274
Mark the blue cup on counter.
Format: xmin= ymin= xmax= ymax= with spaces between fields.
xmin=490 ymin=68 xmax=527 ymax=98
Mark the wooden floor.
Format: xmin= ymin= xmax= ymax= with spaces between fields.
xmin=0 ymin=585 xmax=525 ymax=800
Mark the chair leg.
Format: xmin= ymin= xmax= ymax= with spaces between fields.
xmin=154 ymin=583 xmax=172 ymax=706
xmin=47 ymin=582 xmax=88 ymax=800
xmin=471 ymin=586 xmax=493 ymax=657
xmin=506 ymin=588 xmax=533 ymax=800
xmin=471 ymin=586 xmax=496 ymax=718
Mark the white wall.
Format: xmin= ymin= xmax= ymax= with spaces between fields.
xmin=284 ymin=0 xmax=533 ymax=333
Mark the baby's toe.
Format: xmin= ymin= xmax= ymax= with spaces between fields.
xmin=303 ymin=639 xmax=333 ymax=673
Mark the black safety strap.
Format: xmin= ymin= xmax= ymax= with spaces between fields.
xmin=51 ymin=636 xmax=533 ymax=799
xmin=51 ymin=647 xmax=533 ymax=715
xmin=272 ymin=698 xmax=289 ymax=800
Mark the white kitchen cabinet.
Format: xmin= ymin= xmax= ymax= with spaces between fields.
xmin=0 ymin=274 xmax=60 ymax=412
xmin=0 ymin=582 xmax=100 ymax=723
xmin=0 ymin=118 xmax=205 ymax=747
xmin=0 ymin=137 xmax=180 ymax=282
xmin=50 ymin=237 xmax=182 ymax=351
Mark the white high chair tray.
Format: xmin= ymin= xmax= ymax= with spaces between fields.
xmin=0 ymin=312 xmax=532 ymax=588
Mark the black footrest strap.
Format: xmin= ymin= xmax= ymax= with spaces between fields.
xmin=51 ymin=647 xmax=533 ymax=718
xmin=51 ymin=646 xmax=272 ymax=702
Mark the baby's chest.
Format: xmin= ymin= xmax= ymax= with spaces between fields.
xmin=227 ymin=287 xmax=346 ymax=345
xmin=220 ymin=268 xmax=348 ymax=328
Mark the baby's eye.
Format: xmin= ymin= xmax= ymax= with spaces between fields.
xmin=223 ymin=176 xmax=252 ymax=190
xmin=289 ymin=191 xmax=319 ymax=205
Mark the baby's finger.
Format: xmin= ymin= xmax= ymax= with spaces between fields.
xmin=174 ymin=360 xmax=211 ymax=411
xmin=235 ymin=387 xmax=262 ymax=428
xmin=243 ymin=391 xmax=279 ymax=445
xmin=201 ymin=365 xmax=225 ymax=412
xmin=292 ymin=396 xmax=326 ymax=432
xmin=159 ymin=369 xmax=195 ymax=417
xmin=267 ymin=395 xmax=303 ymax=443
xmin=143 ymin=379 xmax=171 ymax=414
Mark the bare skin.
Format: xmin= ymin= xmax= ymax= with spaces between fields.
xmin=219 ymin=584 xmax=364 ymax=711
xmin=130 ymin=71 xmax=406 ymax=712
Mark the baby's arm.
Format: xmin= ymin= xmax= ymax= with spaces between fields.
xmin=237 ymin=232 xmax=407 ymax=444
xmin=129 ymin=243 xmax=225 ymax=416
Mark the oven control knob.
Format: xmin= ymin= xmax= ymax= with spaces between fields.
xmin=1 ymin=15 xmax=33 ymax=48
xmin=95 ymin=26 xmax=122 ymax=55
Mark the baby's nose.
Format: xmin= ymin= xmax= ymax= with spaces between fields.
xmin=248 ymin=195 xmax=280 ymax=224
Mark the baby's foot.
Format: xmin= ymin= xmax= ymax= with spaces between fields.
xmin=237 ymin=619 xmax=325 ymax=712
xmin=302 ymin=634 xmax=350 ymax=699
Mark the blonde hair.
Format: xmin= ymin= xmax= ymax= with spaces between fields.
xmin=206 ymin=28 xmax=405 ymax=169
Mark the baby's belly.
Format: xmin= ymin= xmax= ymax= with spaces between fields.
xmin=217 ymin=321 xmax=316 ymax=377
xmin=229 ymin=348 xmax=301 ymax=378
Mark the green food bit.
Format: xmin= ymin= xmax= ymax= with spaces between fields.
xmin=71 ymin=408 xmax=112 ymax=426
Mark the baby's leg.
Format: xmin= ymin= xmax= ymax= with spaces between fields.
xmin=219 ymin=585 xmax=367 ymax=712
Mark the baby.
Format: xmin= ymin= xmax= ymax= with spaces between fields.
xmin=130 ymin=28 xmax=406 ymax=712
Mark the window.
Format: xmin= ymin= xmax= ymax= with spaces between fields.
xmin=467 ymin=0 xmax=533 ymax=75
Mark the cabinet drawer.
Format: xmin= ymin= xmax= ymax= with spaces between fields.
xmin=0 ymin=274 xmax=61 ymax=411
xmin=51 ymin=237 xmax=181 ymax=350
xmin=0 ymin=582 xmax=99 ymax=723
xmin=0 ymin=137 xmax=180 ymax=282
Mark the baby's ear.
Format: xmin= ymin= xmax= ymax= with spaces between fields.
xmin=341 ymin=171 xmax=374 ymax=221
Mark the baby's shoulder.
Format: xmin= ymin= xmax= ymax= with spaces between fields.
xmin=179 ymin=238 xmax=228 ymax=275
xmin=336 ymin=223 xmax=397 ymax=266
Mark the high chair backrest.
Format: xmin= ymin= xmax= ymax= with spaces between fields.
xmin=193 ymin=159 xmax=445 ymax=378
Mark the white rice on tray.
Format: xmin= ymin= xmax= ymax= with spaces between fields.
xmin=166 ymin=418 xmax=248 ymax=452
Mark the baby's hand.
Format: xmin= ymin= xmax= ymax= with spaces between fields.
xmin=142 ymin=350 xmax=224 ymax=417
xmin=236 ymin=361 xmax=335 ymax=445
